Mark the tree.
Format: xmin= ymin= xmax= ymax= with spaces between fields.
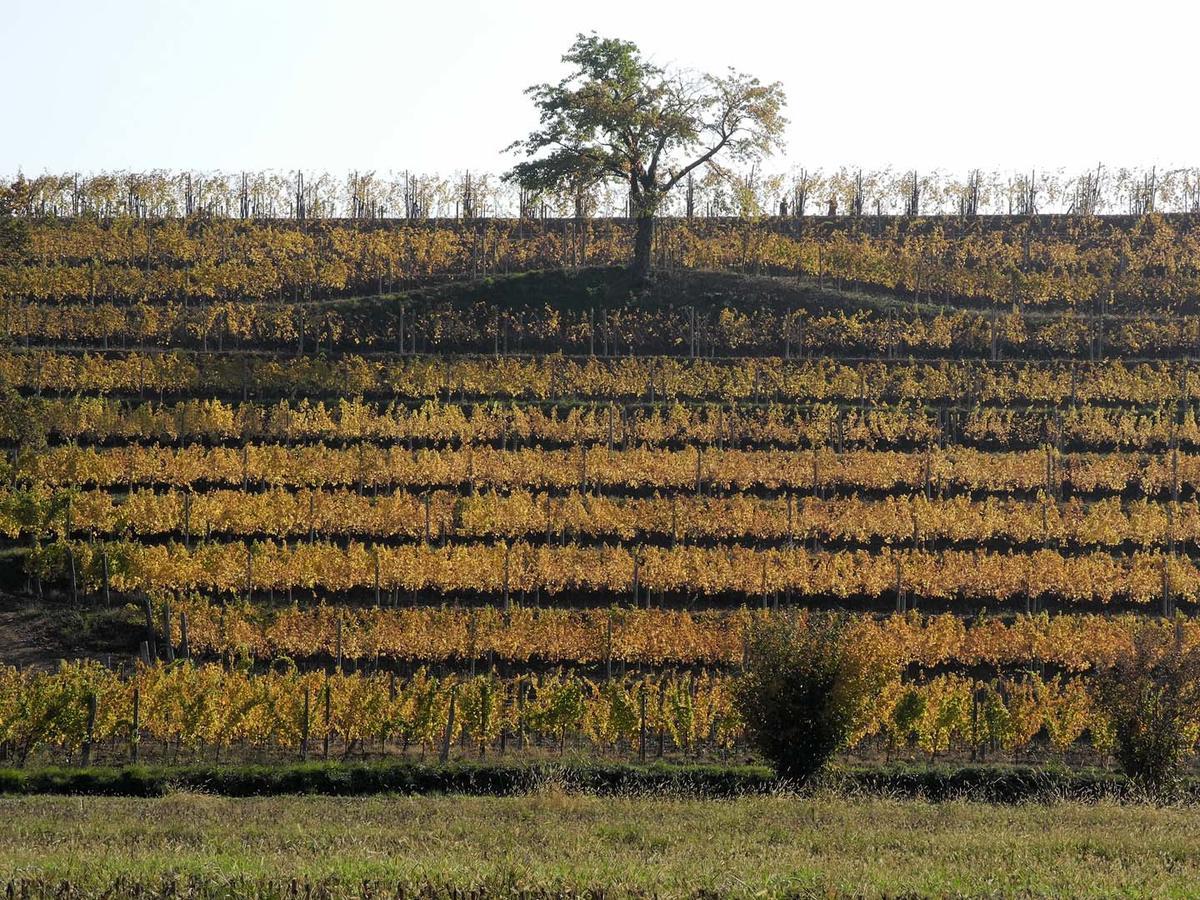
xmin=0 ymin=183 xmax=30 ymax=265
xmin=733 ymin=614 xmax=895 ymax=783
xmin=506 ymin=33 xmax=787 ymax=282
xmin=1093 ymin=625 xmax=1200 ymax=793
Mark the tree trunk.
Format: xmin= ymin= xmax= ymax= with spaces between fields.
xmin=632 ymin=213 xmax=655 ymax=283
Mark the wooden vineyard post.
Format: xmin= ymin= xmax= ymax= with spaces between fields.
xmin=605 ymin=610 xmax=614 ymax=681
xmin=895 ymin=559 xmax=905 ymax=614
xmin=440 ymin=686 xmax=457 ymax=764
xmin=130 ymin=685 xmax=140 ymax=764
xmin=323 ymin=677 xmax=332 ymax=760
xmin=639 ymin=690 xmax=647 ymax=763
xmin=786 ymin=493 xmax=794 ymax=546
xmin=81 ymin=692 xmax=97 ymax=768
xmin=179 ymin=610 xmax=190 ymax=661
xmin=1163 ymin=557 xmax=1174 ymax=618
xmin=1168 ymin=502 xmax=1176 ymax=558
xmin=374 ymin=547 xmax=381 ymax=606
xmin=63 ymin=543 xmax=77 ymax=606
xmin=308 ymin=492 xmax=315 ymax=544
xmin=142 ymin=596 xmax=157 ymax=661
xmin=468 ymin=611 xmax=478 ymax=678
xmin=300 ymin=686 xmax=310 ymax=761
xmin=656 ymin=685 xmax=666 ymax=759
xmin=183 ymin=491 xmax=191 ymax=548
xmin=503 ymin=542 xmax=511 ymax=612
xmin=517 ymin=678 xmax=526 ymax=752
xmin=631 ymin=552 xmax=640 ymax=607
xmin=244 ymin=543 xmax=253 ymax=602
xmin=162 ymin=599 xmax=175 ymax=663
xmin=101 ymin=550 xmax=110 ymax=606
xmin=971 ymin=679 xmax=980 ymax=762
xmin=335 ymin=619 xmax=343 ymax=673
xmin=760 ymin=556 xmax=768 ymax=610
xmin=1173 ymin=445 xmax=1180 ymax=503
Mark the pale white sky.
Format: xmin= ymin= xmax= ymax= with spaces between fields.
xmin=6 ymin=0 xmax=1198 ymax=176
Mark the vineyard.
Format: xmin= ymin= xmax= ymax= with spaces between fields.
xmin=2 ymin=214 xmax=1200 ymax=769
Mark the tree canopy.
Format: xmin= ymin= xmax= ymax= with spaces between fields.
xmin=0 ymin=184 xmax=29 ymax=266
xmin=507 ymin=33 xmax=787 ymax=280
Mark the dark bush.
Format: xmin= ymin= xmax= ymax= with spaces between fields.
xmin=734 ymin=613 xmax=896 ymax=783
xmin=1094 ymin=624 xmax=1200 ymax=792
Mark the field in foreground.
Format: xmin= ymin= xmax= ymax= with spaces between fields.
xmin=2 ymin=793 xmax=1200 ymax=897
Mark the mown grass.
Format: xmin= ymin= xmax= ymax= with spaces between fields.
xmin=2 ymin=791 xmax=1200 ymax=897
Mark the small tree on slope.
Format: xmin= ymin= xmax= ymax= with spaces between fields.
xmin=506 ymin=33 xmax=787 ymax=284
xmin=734 ymin=614 xmax=895 ymax=783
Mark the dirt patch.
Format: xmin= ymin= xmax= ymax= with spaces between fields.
xmin=0 ymin=593 xmax=139 ymax=669
xmin=0 ymin=597 xmax=61 ymax=669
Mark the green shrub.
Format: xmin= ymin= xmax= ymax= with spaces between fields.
xmin=734 ymin=613 xmax=896 ymax=783
xmin=1094 ymin=624 xmax=1200 ymax=792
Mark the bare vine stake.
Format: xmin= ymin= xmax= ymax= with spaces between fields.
xmin=142 ymin=596 xmax=157 ymax=661
xmin=606 ymin=611 xmax=614 ymax=681
xmin=162 ymin=600 xmax=174 ymax=663
xmin=503 ymin=543 xmax=511 ymax=612
xmin=300 ymin=687 xmax=310 ymax=760
xmin=374 ymin=549 xmax=381 ymax=606
xmin=639 ymin=691 xmax=647 ymax=763
xmin=180 ymin=611 xmax=190 ymax=661
xmin=440 ymin=687 xmax=457 ymax=764
xmin=131 ymin=686 xmax=140 ymax=764
xmin=323 ymin=678 xmax=331 ymax=760
xmin=82 ymin=693 xmax=97 ymax=767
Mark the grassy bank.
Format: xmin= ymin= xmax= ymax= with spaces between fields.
xmin=2 ymin=792 xmax=1200 ymax=897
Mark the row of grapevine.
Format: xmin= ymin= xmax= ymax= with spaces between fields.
xmin=32 ymin=539 xmax=1196 ymax=606
xmin=0 ymin=659 xmax=1125 ymax=765
xmin=9 ymin=396 xmax=1200 ymax=453
xmin=7 ymin=487 xmax=1200 ymax=550
xmin=9 ymin=350 xmax=1200 ymax=406
xmin=7 ymin=215 xmax=1200 ymax=311
xmin=16 ymin=443 xmax=1198 ymax=496
xmin=157 ymin=602 xmax=1200 ymax=672
xmin=5 ymin=294 xmax=1200 ymax=359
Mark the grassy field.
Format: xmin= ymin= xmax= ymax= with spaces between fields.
xmin=2 ymin=792 xmax=1200 ymax=897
